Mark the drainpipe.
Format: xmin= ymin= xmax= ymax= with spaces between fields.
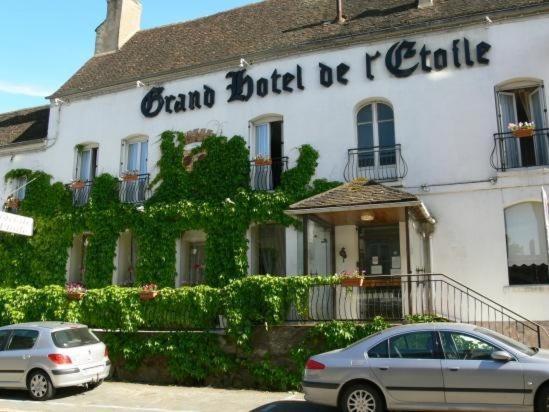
xmin=336 ymin=0 xmax=345 ymax=23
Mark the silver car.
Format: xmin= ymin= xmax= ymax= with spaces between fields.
xmin=303 ymin=323 xmax=549 ymax=412
xmin=0 ymin=322 xmax=110 ymax=400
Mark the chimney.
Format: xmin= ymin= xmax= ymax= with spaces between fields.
xmin=336 ymin=0 xmax=346 ymax=23
xmin=95 ymin=0 xmax=142 ymax=55
xmin=418 ymin=0 xmax=434 ymax=9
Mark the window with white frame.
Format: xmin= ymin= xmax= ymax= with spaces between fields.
xmin=75 ymin=145 xmax=98 ymax=181
xmin=505 ymin=202 xmax=549 ymax=285
xmin=123 ymin=138 xmax=148 ymax=175
xmin=251 ymin=118 xmax=284 ymax=190
xmin=357 ymin=102 xmax=396 ymax=167
xmin=496 ymin=80 xmax=548 ymax=169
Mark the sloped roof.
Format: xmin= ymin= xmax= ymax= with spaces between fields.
xmin=51 ymin=0 xmax=549 ymax=98
xmin=289 ymin=180 xmax=418 ymax=211
xmin=0 ymin=106 xmax=49 ymax=147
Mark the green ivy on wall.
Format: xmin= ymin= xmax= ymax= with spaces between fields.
xmin=0 ymin=130 xmax=340 ymax=289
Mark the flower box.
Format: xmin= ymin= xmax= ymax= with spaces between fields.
xmin=71 ymin=180 xmax=85 ymax=190
xmin=340 ymin=277 xmax=365 ymax=287
xmin=254 ymin=158 xmax=272 ymax=166
xmin=67 ymin=291 xmax=85 ymax=301
xmin=5 ymin=197 xmax=20 ymax=209
xmin=512 ymin=129 xmax=534 ymax=139
xmin=139 ymin=290 xmax=159 ymax=301
xmin=122 ymin=173 xmax=139 ymax=181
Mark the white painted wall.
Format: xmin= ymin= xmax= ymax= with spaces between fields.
xmin=2 ymin=16 xmax=549 ymax=319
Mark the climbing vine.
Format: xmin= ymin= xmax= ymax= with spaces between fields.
xmin=0 ymin=130 xmax=340 ymax=289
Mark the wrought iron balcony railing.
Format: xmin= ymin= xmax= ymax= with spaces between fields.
xmin=70 ymin=180 xmax=93 ymax=207
xmin=490 ymin=128 xmax=549 ymax=171
xmin=250 ymin=157 xmax=288 ymax=191
xmin=344 ymin=144 xmax=407 ymax=182
xmin=119 ymin=173 xmax=150 ymax=204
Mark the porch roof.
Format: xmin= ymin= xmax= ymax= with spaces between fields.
xmin=287 ymin=180 xmax=435 ymax=223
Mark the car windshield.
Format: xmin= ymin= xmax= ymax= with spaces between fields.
xmin=475 ymin=327 xmax=537 ymax=356
xmin=51 ymin=327 xmax=99 ymax=348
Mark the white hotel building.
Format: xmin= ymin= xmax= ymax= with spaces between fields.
xmin=1 ymin=0 xmax=549 ymax=328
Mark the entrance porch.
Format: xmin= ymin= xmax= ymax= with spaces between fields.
xmin=286 ymin=180 xmax=435 ymax=320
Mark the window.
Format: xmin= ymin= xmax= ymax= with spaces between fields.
xmin=68 ymin=233 xmax=90 ymax=284
xmin=389 ymin=331 xmax=439 ymax=359
xmin=251 ymin=224 xmax=286 ymax=275
xmin=251 ymin=119 xmax=284 ymax=190
xmin=7 ymin=329 xmax=39 ymax=351
xmin=307 ymin=219 xmax=332 ymax=275
xmin=368 ymin=340 xmax=389 ymax=358
xmin=123 ymin=138 xmax=148 ymax=175
xmin=440 ymin=332 xmax=499 ymax=361
xmin=357 ymin=102 xmax=396 ymax=167
xmin=496 ymin=81 xmax=548 ymax=168
xmin=117 ymin=230 xmax=138 ymax=285
xmin=0 ymin=330 xmax=11 ymax=350
xmin=504 ymin=202 xmax=549 ymax=285
xmin=52 ymin=328 xmax=99 ymax=348
xmin=76 ymin=145 xmax=98 ymax=181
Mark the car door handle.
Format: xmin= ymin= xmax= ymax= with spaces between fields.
xmin=22 ymin=355 xmax=30 ymax=360
xmin=378 ymin=366 xmax=389 ymax=371
xmin=449 ymin=367 xmax=460 ymax=372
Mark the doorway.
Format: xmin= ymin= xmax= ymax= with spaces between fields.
xmin=358 ymin=225 xmax=400 ymax=275
xmin=358 ymin=224 xmax=402 ymax=319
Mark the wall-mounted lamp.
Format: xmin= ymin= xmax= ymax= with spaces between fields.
xmin=339 ymin=247 xmax=347 ymax=262
xmin=360 ymin=211 xmax=375 ymax=222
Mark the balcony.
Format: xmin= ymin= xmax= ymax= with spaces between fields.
xmin=250 ymin=157 xmax=288 ymax=191
xmin=344 ymin=144 xmax=407 ymax=182
xmin=491 ymin=128 xmax=549 ymax=171
xmin=119 ymin=173 xmax=150 ymax=204
xmin=70 ymin=180 xmax=93 ymax=207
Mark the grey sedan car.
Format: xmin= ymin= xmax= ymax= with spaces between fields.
xmin=303 ymin=323 xmax=549 ymax=412
xmin=0 ymin=322 xmax=110 ymax=400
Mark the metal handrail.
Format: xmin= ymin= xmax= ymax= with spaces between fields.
xmin=69 ymin=180 xmax=93 ymax=207
xmin=119 ymin=173 xmax=150 ymax=204
xmin=286 ymin=273 xmax=542 ymax=347
xmin=344 ymin=144 xmax=407 ymax=182
xmin=250 ymin=156 xmax=288 ymax=191
xmin=490 ymin=128 xmax=549 ymax=171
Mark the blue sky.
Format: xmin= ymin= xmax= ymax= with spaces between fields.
xmin=0 ymin=0 xmax=257 ymax=113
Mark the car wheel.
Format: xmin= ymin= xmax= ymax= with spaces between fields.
xmin=341 ymin=383 xmax=383 ymax=412
xmin=536 ymin=384 xmax=549 ymax=412
xmin=28 ymin=370 xmax=55 ymax=401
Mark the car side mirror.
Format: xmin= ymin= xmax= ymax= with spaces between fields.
xmin=491 ymin=350 xmax=513 ymax=361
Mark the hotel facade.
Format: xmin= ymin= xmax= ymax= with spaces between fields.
xmin=1 ymin=0 xmax=549 ymax=323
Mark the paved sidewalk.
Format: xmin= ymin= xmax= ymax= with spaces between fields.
xmin=0 ymin=382 xmax=337 ymax=412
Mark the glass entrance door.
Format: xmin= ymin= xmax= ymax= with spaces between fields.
xmin=358 ymin=224 xmax=402 ymax=319
xmin=358 ymin=225 xmax=400 ymax=275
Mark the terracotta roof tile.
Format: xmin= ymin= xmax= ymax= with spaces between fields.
xmin=0 ymin=106 xmax=49 ymax=147
xmin=289 ymin=180 xmax=418 ymax=210
xmin=52 ymin=0 xmax=549 ymax=98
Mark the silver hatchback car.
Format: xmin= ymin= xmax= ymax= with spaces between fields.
xmin=0 ymin=322 xmax=110 ymax=400
xmin=303 ymin=323 xmax=549 ymax=412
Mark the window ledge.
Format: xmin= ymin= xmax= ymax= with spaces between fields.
xmin=496 ymin=166 xmax=549 ymax=178
xmin=503 ymin=284 xmax=549 ymax=293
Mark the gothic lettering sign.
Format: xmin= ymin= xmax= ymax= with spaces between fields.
xmin=140 ymin=37 xmax=492 ymax=118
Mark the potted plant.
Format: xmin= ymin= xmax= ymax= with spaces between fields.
xmin=254 ymin=155 xmax=272 ymax=166
xmin=71 ymin=179 xmax=85 ymax=190
xmin=139 ymin=283 xmax=159 ymax=301
xmin=66 ymin=282 xmax=86 ymax=301
xmin=4 ymin=195 xmax=20 ymax=210
xmin=339 ymin=270 xmax=366 ymax=287
xmin=122 ymin=170 xmax=139 ymax=181
xmin=509 ymin=122 xmax=535 ymax=138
